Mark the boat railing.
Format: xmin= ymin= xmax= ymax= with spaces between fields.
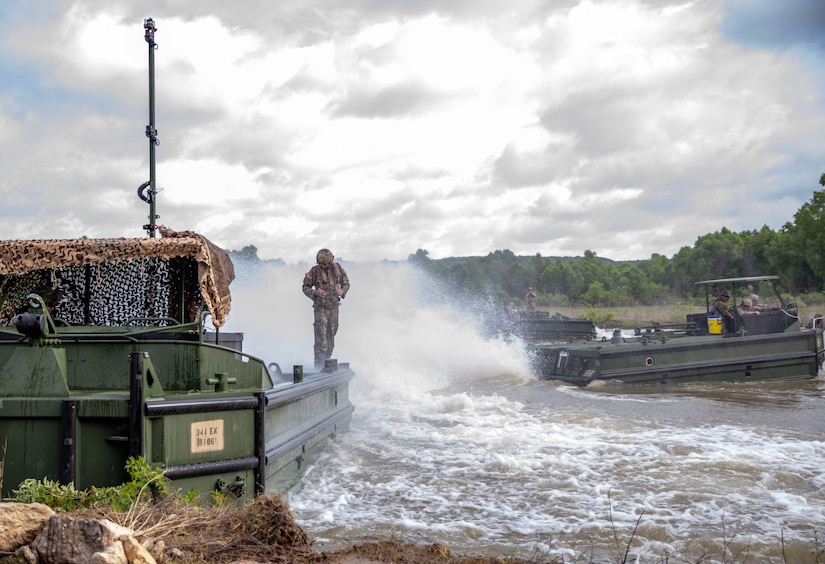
xmin=125 ymin=316 xmax=181 ymax=326
xmin=634 ymin=321 xmax=700 ymax=337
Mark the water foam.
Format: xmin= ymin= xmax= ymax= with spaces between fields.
xmin=227 ymin=259 xmax=825 ymax=561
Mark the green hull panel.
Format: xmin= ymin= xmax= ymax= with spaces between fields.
xmin=533 ymin=330 xmax=824 ymax=387
xmin=0 ymin=337 xmax=354 ymax=502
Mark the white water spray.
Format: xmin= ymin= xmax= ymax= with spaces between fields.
xmin=224 ymin=259 xmax=533 ymax=395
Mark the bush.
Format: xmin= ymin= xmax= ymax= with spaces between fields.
xmin=9 ymin=456 xmax=168 ymax=512
xmin=587 ymin=308 xmax=615 ymax=327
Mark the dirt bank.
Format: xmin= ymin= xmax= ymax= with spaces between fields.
xmin=70 ymin=494 xmax=539 ymax=564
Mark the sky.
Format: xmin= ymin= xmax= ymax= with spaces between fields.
xmin=0 ymin=0 xmax=824 ymax=265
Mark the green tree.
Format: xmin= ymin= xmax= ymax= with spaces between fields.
xmin=767 ymin=183 xmax=825 ymax=293
xmin=581 ymin=281 xmax=609 ymax=306
xmin=792 ymin=188 xmax=825 ymax=289
xmin=738 ymin=226 xmax=776 ymax=276
xmin=695 ymin=229 xmax=744 ymax=279
xmin=670 ymin=229 xmax=745 ymax=295
xmin=613 ymin=262 xmax=655 ymax=304
xmin=481 ymin=250 xmax=527 ymax=296
xmin=638 ymin=253 xmax=672 ymax=287
xmin=408 ymin=248 xmax=432 ymax=266
xmin=528 ymin=253 xmax=548 ymax=292
xmin=540 ymin=260 xmax=586 ymax=300
xmin=570 ymin=250 xmax=608 ymax=294
xmin=231 ymin=245 xmax=260 ymax=261
xmin=444 ymin=260 xmax=487 ymax=294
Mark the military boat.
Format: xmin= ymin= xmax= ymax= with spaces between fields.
xmin=0 ymin=230 xmax=354 ymax=501
xmin=496 ymin=310 xmax=597 ymax=343
xmin=531 ymin=276 xmax=825 ymax=386
xmin=0 ymin=18 xmax=353 ymax=503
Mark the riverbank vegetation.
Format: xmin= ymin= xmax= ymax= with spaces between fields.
xmin=407 ymin=179 xmax=825 ymax=315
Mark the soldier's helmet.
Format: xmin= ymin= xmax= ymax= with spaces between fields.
xmin=316 ymin=248 xmax=334 ymax=265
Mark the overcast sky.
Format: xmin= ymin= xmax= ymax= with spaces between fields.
xmin=1 ymin=0 xmax=823 ymax=264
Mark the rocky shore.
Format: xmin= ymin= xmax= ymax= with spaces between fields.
xmin=0 ymin=498 xmax=536 ymax=564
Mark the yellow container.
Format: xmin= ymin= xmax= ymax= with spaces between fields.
xmin=707 ymin=316 xmax=723 ymax=334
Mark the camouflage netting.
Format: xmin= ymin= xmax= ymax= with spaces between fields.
xmin=0 ymin=227 xmax=235 ymax=327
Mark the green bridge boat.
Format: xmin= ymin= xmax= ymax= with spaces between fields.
xmin=0 ymin=230 xmax=354 ymax=502
xmin=531 ymin=276 xmax=825 ymax=386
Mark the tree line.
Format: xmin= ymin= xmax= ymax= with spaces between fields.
xmin=409 ymin=175 xmax=825 ymax=308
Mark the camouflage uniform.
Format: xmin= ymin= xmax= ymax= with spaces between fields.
xmin=302 ymin=249 xmax=350 ymax=368
xmin=711 ymin=293 xmax=735 ymax=333
xmin=526 ymin=287 xmax=536 ymax=312
xmin=736 ymin=297 xmax=760 ymax=317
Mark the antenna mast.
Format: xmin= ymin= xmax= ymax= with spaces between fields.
xmin=138 ymin=18 xmax=160 ymax=237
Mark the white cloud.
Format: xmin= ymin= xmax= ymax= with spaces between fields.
xmin=0 ymin=0 xmax=823 ymax=264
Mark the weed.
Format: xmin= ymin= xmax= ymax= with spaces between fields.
xmin=9 ymin=456 xmax=167 ymax=512
xmin=586 ymin=308 xmax=616 ymax=328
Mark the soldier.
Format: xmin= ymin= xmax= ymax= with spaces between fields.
xmin=736 ymin=297 xmax=760 ymax=317
xmin=750 ymin=294 xmax=779 ymax=312
xmin=302 ymin=248 xmax=350 ymax=369
xmin=710 ymin=291 xmax=736 ymax=333
xmin=526 ymin=287 xmax=536 ymax=312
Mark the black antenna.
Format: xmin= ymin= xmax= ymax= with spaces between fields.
xmin=138 ymin=17 xmax=160 ymax=237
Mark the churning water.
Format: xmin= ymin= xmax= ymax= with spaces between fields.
xmin=227 ymin=260 xmax=825 ymax=563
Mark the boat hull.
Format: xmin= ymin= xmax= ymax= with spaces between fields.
xmin=490 ymin=311 xmax=596 ymax=343
xmin=515 ymin=314 xmax=596 ymax=343
xmin=0 ymin=329 xmax=353 ymax=502
xmin=531 ymin=329 xmax=825 ymax=387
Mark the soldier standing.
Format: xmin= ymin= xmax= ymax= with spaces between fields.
xmin=526 ymin=287 xmax=537 ymax=312
xmin=302 ymin=248 xmax=350 ymax=369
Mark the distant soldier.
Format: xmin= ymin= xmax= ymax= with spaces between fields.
xmin=750 ymin=294 xmax=779 ymax=312
xmin=711 ymin=291 xmax=735 ymax=333
xmin=526 ymin=287 xmax=537 ymax=312
xmin=302 ymin=249 xmax=350 ymax=369
xmin=736 ymin=297 xmax=760 ymax=317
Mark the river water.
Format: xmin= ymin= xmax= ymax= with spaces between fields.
xmin=227 ymin=261 xmax=825 ymax=563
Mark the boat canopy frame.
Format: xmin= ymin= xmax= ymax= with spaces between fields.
xmin=696 ymin=275 xmax=790 ymax=312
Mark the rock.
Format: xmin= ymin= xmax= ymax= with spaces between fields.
xmin=0 ymin=544 xmax=38 ymax=564
xmin=33 ymin=515 xmax=131 ymax=564
xmin=120 ymin=535 xmax=157 ymax=564
xmin=0 ymin=506 xmax=165 ymax=564
xmin=100 ymin=520 xmax=136 ymax=539
xmin=90 ymin=541 xmax=127 ymax=564
xmin=0 ymin=502 xmax=55 ymax=552
xmin=146 ymin=539 xmax=166 ymax=563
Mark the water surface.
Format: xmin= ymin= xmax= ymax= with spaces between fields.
xmin=228 ymin=261 xmax=825 ymax=562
